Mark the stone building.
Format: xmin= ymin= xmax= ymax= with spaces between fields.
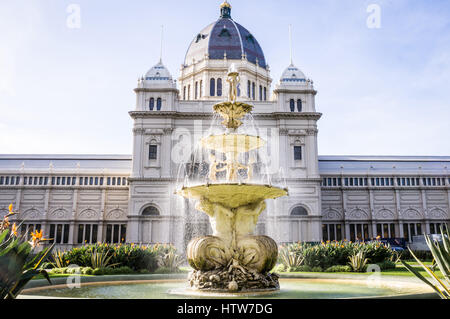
xmin=0 ymin=2 xmax=448 ymax=250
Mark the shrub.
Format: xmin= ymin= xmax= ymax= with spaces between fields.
xmin=51 ymin=243 xmax=176 ymax=273
xmin=278 ymin=246 xmax=304 ymax=270
xmin=310 ymin=266 xmax=323 ymax=273
xmin=81 ymin=267 xmax=94 ymax=275
xmin=92 ymin=268 xmax=104 ymax=276
xmin=286 ymin=240 xmax=394 ymax=270
xmin=0 ymin=204 xmax=55 ymax=299
xmin=157 ymin=249 xmax=183 ymax=273
xmin=349 ymin=251 xmax=368 ymax=272
xmin=272 ymin=264 xmax=285 ymax=273
xmin=325 ymin=265 xmax=352 ymax=273
xmin=293 ymin=265 xmax=312 ymax=272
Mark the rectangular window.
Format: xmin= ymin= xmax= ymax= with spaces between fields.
xmin=377 ymin=224 xmax=382 ymax=237
xmin=56 ymin=224 xmax=63 ymax=244
xmin=106 ymin=225 xmax=112 ymax=243
xmin=85 ymin=224 xmax=91 ymax=243
xmin=336 ymin=224 xmax=342 ymax=241
xmin=403 ymin=224 xmax=410 ymax=241
xmin=390 ymin=224 xmax=396 ymax=238
xmin=92 ymin=225 xmax=98 ymax=243
xmin=329 ymin=224 xmax=336 ymax=241
xmin=113 ymin=225 xmax=120 ymax=243
xmin=416 ymin=223 xmax=422 ymax=235
xmin=294 ymin=146 xmax=302 ymax=161
xmin=322 ymin=225 xmax=329 ymax=242
xmin=149 ymin=145 xmax=158 ymax=160
xmin=383 ymin=224 xmax=389 ymax=238
xmin=120 ymin=225 xmax=127 ymax=243
xmin=49 ymin=224 xmax=56 ymax=244
xmin=350 ymin=224 xmax=356 ymax=242
xmin=77 ymin=224 xmax=84 ymax=244
xmin=63 ymin=224 xmax=70 ymax=244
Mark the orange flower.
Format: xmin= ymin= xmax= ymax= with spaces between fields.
xmin=8 ymin=204 xmax=13 ymax=213
xmin=30 ymin=229 xmax=46 ymax=248
xmin=11 ymin=223 xmax=18 ymax=236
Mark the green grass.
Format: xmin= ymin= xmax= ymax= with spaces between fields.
xmin=278 ymin=265 xmax=444 ymax=280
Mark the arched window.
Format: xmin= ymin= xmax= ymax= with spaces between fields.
xmin=290 ymin=99 xmax=295 ymax=112
xmin=156 ymin=98 xmax=162 ymax=111
xmin=200 ymin=80 xmax=203 ymax=98
xmin=247 ymin=80 xmax=251 ymax=98
xmin=183 ymin=87 xmax=186 ymax=100
xmin=291 ymin=206 xmax=308 ymax=216
xmin=142 ymin=206 xmax=160 ymax=216
xmin=264 ymin=87 xmax=267 ymax=101
xmin=297 ymin=99 xmax=302 ymax=112
xmin=210 ymin=78 xmax=215 ymax=96
xmin=217 ymin=78 xmax=222 ymax=97
xmin=259 ymin=85 xmax=263 ymax=101
xmin=195 ymin=82 xmax=198 ymax=100
xmin=149 ymin=98 xmax=155 ymax=111
xmin=237 ymin=83 xmax=241 ymax=97
xmin=188 ymin=85 xmax=191 ymax=100
xmin=252 ymin=82 xmax=255 ymax=100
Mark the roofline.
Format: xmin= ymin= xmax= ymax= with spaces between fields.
xmin=0 ymin=155 xmax=132 ymax=160
xmin=318 ymin=155 xmax=450 ymax=162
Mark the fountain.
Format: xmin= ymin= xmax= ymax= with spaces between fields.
xmin=176 ymin=64 xmax=288 ymax=293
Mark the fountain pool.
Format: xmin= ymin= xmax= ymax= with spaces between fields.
xmin=20 ymin=277 xmax=433 ymax=299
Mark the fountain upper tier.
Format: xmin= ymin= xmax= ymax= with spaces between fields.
xmin=201 ymin=134 xmax=265 ymax=154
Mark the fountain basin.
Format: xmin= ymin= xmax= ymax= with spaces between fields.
xmin=19 ymin=276 xmax=436 ymax=299
xmin=177 ymin=184 xmax=288 ymax=209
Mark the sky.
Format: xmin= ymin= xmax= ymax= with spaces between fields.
xmin=0 ymin=0 xmax=449 ymax=156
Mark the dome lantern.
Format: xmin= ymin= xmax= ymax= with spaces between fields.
xmin=220 ymin=1 xmax=232 ymax=19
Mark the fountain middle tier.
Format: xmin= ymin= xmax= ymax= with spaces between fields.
xmin=177 ymin=183 xmax=288 ymax=209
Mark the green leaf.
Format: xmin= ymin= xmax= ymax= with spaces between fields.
xmin=401 ymin=259 xmax=446 ymax=299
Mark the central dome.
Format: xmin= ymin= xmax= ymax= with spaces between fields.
xmin=184 ymin=2 xmax=267 ymax=68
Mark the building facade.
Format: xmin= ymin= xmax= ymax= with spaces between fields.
xmin=1 ymin=2 xmax=449 ymax=250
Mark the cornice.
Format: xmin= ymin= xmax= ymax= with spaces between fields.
xmin=129 ymin=111 xmax=322 ymax=121
xmin=134 ymin=87 xmax=179 ymax=93
xmin=273 ymin=88 xmax=318 ymax=95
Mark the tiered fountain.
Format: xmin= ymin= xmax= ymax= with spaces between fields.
xmin=177 ymin=65 xmax=288 ymax=293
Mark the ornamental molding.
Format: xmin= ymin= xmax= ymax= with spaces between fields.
xmin=306 ymin=129 xmax=319 ymax=136
xmin=129 ymin=111 xmax=322 ymax=121
xmin=133 ymin=128 xmax=145 ymax=135
xmin=145 ymin=129 xmax=165 ymax=136
xmin=288 ymin=129 xmax=307 ymax=136
xmin=323 ymin=207 xmax=344 ymax=221
xmin=346 ymin=207 xmax=370 ymax=220
xmin=428 ymin=207 xmax=448 ymax=220
xmin=401 ymin=207 xmax=424 ymax=220
xmin=373 ymin=208 xmax=396 ymax=220
xmin=77 ymin=208 xmax=99 ymax=220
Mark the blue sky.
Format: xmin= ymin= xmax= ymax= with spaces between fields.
xmin=0 ymin=0 xmax=449 ymax=156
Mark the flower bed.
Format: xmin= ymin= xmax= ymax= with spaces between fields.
xmin=278 ymin=240 xmax=395 ymax=272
